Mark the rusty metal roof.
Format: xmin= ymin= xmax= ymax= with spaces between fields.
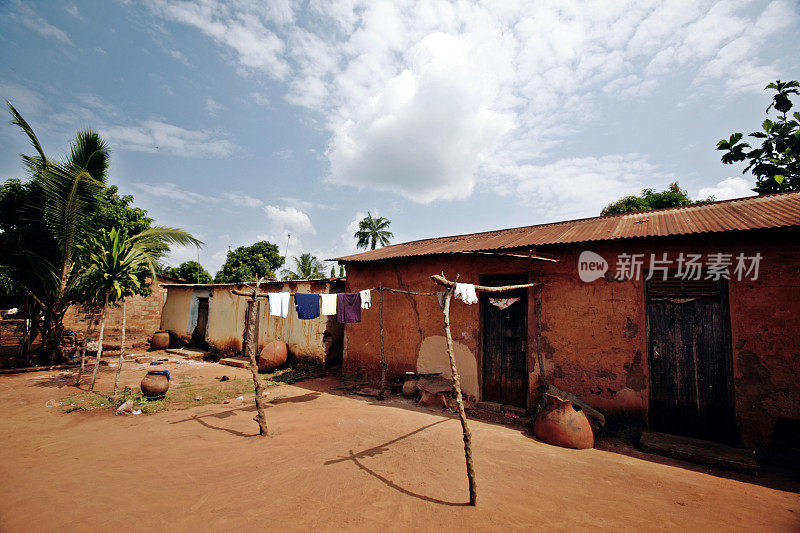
xmin=332 ymin=192 xmax=800 ymax=262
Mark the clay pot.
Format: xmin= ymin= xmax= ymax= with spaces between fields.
xmin=258 ymin=340 xmax=288 ymax=372
xmin=402 ymin=378 xmax=419 ymax=397
xmin=140 ymin=371 xmax=170 ymax=399
xmin=150 ymin=330 xmax=170 ymax=350
xmin=533 ymin=394 xmax=594 ymax=449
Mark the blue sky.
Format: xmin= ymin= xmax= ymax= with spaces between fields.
xmin=1 ymin=0 xmax=798 ymax=275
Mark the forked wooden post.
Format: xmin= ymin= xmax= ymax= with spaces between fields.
xmin=242 ymin=278 xmax=270 ymax=436
xmin=431 ymin=274 xmax=542 ymax=507
xmin=441 ymin=285 xmax=477 ymax=505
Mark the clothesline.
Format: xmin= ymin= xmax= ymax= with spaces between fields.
xmin=369 ymin=286 xmax=438 ymax=296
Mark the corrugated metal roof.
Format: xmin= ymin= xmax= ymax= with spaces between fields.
xmin=332 ymin=192 xmax=800 ymax=262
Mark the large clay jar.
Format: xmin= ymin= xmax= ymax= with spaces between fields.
xmin=533 ymin=394 xmax=594 ymax=449
xmin=140 ymin=370 xmax=170 ymax=399
xmin=258 ymin=340 xmax=288 ymax=372
xmin=150 ymin=330 xmax=170 ymax=350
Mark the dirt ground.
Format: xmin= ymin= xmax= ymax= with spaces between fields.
xmin=1 ymin=356 xmax=798 ymax=532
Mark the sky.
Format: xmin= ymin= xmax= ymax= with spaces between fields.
xmin=1 ymin=0 xmax=798 ymax=276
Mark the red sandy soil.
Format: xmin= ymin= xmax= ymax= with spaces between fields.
xmin=0 ymin=356 xmax=798 ymax=532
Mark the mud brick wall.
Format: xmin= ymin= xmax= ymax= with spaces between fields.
xmin=342 ymin=230 xmax=800 ymax=450
xmin=63 ymin=284 xmax=167 ymax=349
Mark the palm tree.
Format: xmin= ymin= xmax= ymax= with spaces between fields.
xmin=84 ymin=227 xmax=202 ymax=392
xmin=281 ymin=253 xmax=324 ymax=280
xmin=5 ymin=103 xmax=108 ymax=361
xmin=354 ymin=212 xmax=393 ymax=250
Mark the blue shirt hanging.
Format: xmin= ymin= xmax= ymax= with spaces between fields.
xmin=294 ymin=293 xmax=320 ymax=319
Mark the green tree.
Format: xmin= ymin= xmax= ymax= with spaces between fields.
xmin=1 ymin=103 xmax=194 ymax=363
xmin=165 ymin=261 xmax=212 ymax=283
xmin=601 ymin=182 xmax=714 ymax=216
xmin=330 ymin=266 xmax=335 ymax=278
xmin=717 ymin=80 xmax=800 ymax=193
xmin=2 ymin=104 xmax=109 ymax=361
xmin=82 ymin=227 xmax=200 ymax=392
xmin=354 ymin=212 xmax=393 ymax=250
xmin=281 ymin=253 xmax=324 ymax=280
xmin=214 ymin=241 xmax=284 ymax=283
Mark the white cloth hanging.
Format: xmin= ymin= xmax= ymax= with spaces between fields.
xmin=320 ymin=293 xmax=337 ymax=315
xmin=489 ymin=297 xmax=520 ymax=310
xmin=359 ymin=289 xmax=372 ymax=309
xmin=454 ymin=283 xmax=478 ymax=305
xmin=268 ymin=292 xmax=290 ymax=318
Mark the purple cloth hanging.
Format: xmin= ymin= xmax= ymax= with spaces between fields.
xmin=336 ymin=293 xmax=362 ymax=323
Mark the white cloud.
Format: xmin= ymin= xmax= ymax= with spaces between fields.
xmin=697 ymin=177 xmax=755 ymax=200
xmin=169 ymin=49 xmax=190 ymax=66
xmin=206 ymin=97 xmax=224 ymax=114
xmin=9 ymin=0 xmax=72 ymax=45
xmin=492 ymin=153 xmax=667 ymax=219
xmin=223 ymin=192 xmax=263 ymax=208
xmin=102 ymin=120 xmax=236 ymax=157
xmin=249 ymin=92 xmax=270 ymax=107
xmin=64 ymin=4 xmax=82 ymax=20
xmin=132 ymin=182 xmax=209 ymax=204
xmin=0 ymin=83 xmax=45 ymax=113
xmin=284 ymin=1 xmax=791 ymax=204
xmin=264 ymin=205 xmax=315 ymax=235
xmin=145 ymin=0 xmax=289 ymax=78
xmin=141 ymin=1 xmax=793 ymax=206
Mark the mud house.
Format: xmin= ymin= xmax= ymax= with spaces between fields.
xmin=63 ymin=274 xmax=180 ymax=349
xmin=159 ymin=279 xmax=345 ymax=364
xmin=333 ymin=193 xmax=800 ymax=451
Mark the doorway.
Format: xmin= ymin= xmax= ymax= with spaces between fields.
xmin=481 ymin=274 xmax=528 ymax=409
xmin=647 ymin=277 xmax=736 ymax=442
xmin=191 ymin=297 xmax=209 ymax=346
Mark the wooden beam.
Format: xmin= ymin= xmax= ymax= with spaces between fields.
xmin=430 ymin=274 xmax=541 ymax=293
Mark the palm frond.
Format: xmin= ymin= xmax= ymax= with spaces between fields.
xmin=7 ymin=102 xmax=46 ymax=163
xmin=68 ymin=129 xmax=110 ymax=182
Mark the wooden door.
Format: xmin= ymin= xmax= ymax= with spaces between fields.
xmin=196 ymin=298 xmax=209 ymax=338
xmin=481 ymin=276 xmax=528 ymax=409
xmin=647 ymin=278 xmax=735 ymax=442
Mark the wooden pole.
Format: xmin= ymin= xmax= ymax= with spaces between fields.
xmin=89 ymin=292 xmax=109 ymax=392
xmin=378 ymin=283 xmax=386 ymax=400
xmin=430 ymin=274 xmax=541 ymax=506
xmin=440 ymin=286 xmax=477 ymax=506
xmin=113 ymin=299 xmax=126 ymax=396
xmin=535 ymin=285 xmax=546 ymax=407
xmin=245 ymin=278 xmax=269 ymax=436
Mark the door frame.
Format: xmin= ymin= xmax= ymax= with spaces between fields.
xmin=478 ymin=273 xmax=529 ymax=410
xmin=644 ymin=275 xmax=737 ymax=442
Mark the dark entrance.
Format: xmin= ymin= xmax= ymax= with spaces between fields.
xmin=192 ymin=297 xmax=209 ymax=346
xmin=647 ymin=277 xmax=736 ymax=442
xmin=481 ymin=274 xmax=528 ymax=409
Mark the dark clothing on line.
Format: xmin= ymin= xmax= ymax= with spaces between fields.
xmin=336 ymin=293 xmax=361 ymax=323
xmin=294 ymin=292 xmax=320 ymax=320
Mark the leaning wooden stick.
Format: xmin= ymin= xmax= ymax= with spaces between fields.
xmin=439 ymin=285 xmax=477 ymax=506
xmin=240 ymin=279 xmax=270 ymax=436
xmin=431 ymin=274 xmax=541 ymax=507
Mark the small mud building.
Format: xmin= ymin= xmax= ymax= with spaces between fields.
xmin=334 ymin=193 xmax=800 ymax=451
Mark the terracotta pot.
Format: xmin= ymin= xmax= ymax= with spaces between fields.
xmin=140 ymin=371 xmax=170 ymax=399
xmin=258 ymin=340 xmax=288 ymax=372
xmin=150 ymin=330 xmax=170 ymax=350
xmin=402 ymin=378 xmax=419 ymax=397
xmin=533 ymin=394 xmax=594 ymax=449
